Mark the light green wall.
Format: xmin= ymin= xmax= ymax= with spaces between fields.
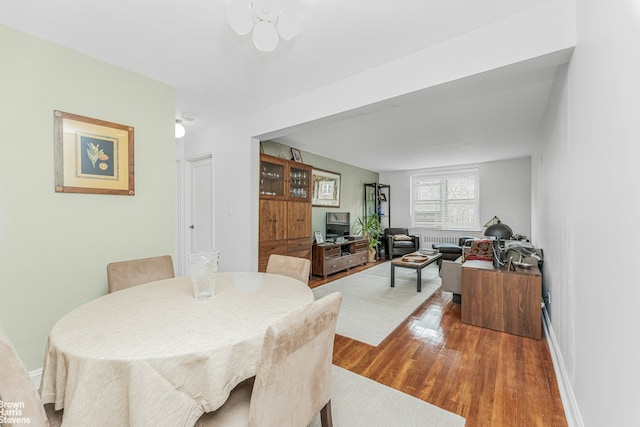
xmin=261 ymin=141 xmax=379 ymax=236
xmin=0 ymin=26 xmax=176 ymax=370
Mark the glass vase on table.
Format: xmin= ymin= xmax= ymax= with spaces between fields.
xmin=187 ymin=250 xmax=220 ymax=300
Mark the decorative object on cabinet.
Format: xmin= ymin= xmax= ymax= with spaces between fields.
xmin=54 ymin=110 xmax=134 ymax=196
xmin=314 ymin=231 xmax=324 ymax=244
xmin=312 ymin=237 xmax=369 ymax=278
xmin=290 ymin=147 xmax=303 ymax=163
xmin=355 ymin=214 xmax=383 ymax=262
xmin=312 ymin=168 xmax=341 ymax=207
xmin=259 ymin=154 xmax=313 ymax=272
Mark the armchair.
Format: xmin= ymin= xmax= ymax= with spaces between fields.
xmin=384 ymin=227 xmax=419 ymax=260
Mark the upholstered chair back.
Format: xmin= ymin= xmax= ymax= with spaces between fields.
xmin=106 ymin=255 xmax=175 ymax=293
xmin=265 ymin=254 xmax=311 ymax=285
xmin=0 ymin=326 xmax=62 ymax=427
xmin=196 ymin=292 xmax=342 ymax=427
xmin=248 ymin=291 xmax=342 ymax=426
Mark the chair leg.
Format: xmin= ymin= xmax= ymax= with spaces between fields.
xmin=320 ymin=400 xmax=333 ymax=427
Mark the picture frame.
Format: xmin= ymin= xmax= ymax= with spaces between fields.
xmin=54 ymin=110 xmax=134 ymax=195
xmin=314 ymin=231 xmax=324 ymax=244
xmin=312 ymin=168 xmax=341 ymax=207
xmin=379 ymin=192 xmax=387 ymax=202
xmin=290 ymin=147 xmax=303 ymax=163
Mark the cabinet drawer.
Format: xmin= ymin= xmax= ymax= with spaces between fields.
xmin=323 ymin=258 xmax=348 ymax=275
xmin=288 ymin=249 xmax=311 ymax=262
xmin=325 ymin=247 xmax=341 ymax=258
xmin=288 ymin=238 xmax=311 ymax=253
xmin=350 ymin=252 xmax=368 ymax=265
xmin=354 ymin=240 xmax=369 ymax=252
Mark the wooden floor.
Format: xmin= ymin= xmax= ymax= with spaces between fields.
xmin=309 ymin=260 xmax=568 ymax=427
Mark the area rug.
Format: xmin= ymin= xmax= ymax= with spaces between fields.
xmin=308 ymin=365 xmax=466 ymax=427
xmin=312 ymin=261 xmax=441 ymax=346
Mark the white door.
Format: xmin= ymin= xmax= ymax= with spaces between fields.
xmin=179 ymin=156 xmax=213 ymax=275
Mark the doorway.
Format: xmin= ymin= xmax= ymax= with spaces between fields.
xmin=178 ymin=155 xmax=214 ymax=275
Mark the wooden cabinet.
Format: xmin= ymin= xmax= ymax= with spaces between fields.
xmin=258 ymin=154 xmax=313 ymax=273
xmin=287 ymin=201 xmax=311 ymax=238
xmin=259 ymin=199 xmax=287 ymax=241
xmin=312 ymin=237 xmax=369 ymax=279
xmin=461 ymin=260 xmax=542 ymax=340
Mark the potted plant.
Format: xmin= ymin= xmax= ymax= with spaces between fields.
xmin=356 ymin=214 xmax=383 ymax=262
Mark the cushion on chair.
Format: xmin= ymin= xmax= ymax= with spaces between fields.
xmin=393 ymin=234 xmax=413 ymax=241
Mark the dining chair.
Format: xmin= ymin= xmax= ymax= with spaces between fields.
xmin=196 ymin=291 xmax=342 ymax=427
xmin=0 ymin=326 xmax=63 ymax=427
xmin=265 ymin=254 xmax=311 ymax=285
xmin=106 ymin=255 xmax=175 ymax=293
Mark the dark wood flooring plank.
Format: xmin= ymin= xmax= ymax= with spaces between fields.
xmin=310 ymin=260 xmax=568 ymax=427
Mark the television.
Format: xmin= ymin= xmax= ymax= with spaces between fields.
xmin=326 ymin=212 xmax=350 ymax=240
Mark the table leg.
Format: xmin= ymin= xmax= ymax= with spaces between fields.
xmin=417 ymin=268 xmax=422 ymax=292
xmin=391 ymin=264 xmax=395 ymax=287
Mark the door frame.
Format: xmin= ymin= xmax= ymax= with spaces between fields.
xmin=176 ymin=154 xmax=214 ymax=276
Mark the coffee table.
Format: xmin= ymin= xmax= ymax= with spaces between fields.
xmin=390 ymin=252 xmax=443 ymax=292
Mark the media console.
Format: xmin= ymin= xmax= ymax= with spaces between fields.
xmin=312 ymin=237 xmax=368 ymax=279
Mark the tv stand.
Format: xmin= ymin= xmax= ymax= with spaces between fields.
xmin=312 ymin=237 xmax=368 ymax=279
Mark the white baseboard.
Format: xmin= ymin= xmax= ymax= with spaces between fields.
xmin=30 ymin=368 xmax=42 ymax=390
xmin=542 ymin=306 xmax=584 ymax=427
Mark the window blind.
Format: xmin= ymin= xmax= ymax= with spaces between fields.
xmin=410 ymin=168 xmax=480 ymax=230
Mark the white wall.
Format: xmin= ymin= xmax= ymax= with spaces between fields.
xmin=0 ymin=26 xmax=176 ymax=370
xmin=533 ymin=1 xmax=640 ymax=425
xmin=380 ymin=157 xmax=532 ymax=242
xmin=185 ymin=0 xmax=575 ymax=274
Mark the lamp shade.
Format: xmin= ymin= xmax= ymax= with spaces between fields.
xmin=484 ymin=223 xmax=513 ymax=239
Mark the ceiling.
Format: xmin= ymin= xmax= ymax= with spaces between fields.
xmin=1 ymin=0 xmax=568 ymax=172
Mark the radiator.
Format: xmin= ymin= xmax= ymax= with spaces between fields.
xmin=421 ymin=235 xmax=458 ymax=245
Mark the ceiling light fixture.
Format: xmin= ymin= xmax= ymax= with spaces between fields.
xmin=226 ymin=0 xmax=301 ymax=53
xmin=175 ymin=119 xmax=186 ymax=139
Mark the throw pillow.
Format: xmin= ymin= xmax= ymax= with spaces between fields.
xmin=393 ymin=234 xmax=413 ymax=241
xmin=466 ymin=239 xmax=494 ymax=261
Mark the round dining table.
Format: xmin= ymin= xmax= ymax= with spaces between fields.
xmin=39 ymin=272 xmax=315 ymax=427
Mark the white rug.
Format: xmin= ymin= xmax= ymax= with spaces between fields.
xmin=312 ymin=261 xmax=441 ymax=346
xmin=308 ymin=365 xmax=466 ymax=427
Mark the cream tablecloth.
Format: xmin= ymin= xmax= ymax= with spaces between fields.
xmin=40 ymin=272 xmax=314 ymax=427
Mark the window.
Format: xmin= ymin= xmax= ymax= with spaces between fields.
xmin=410 ymin=168 xmax=479 ymax=230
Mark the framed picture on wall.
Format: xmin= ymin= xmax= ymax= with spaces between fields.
xmin=312 ymin=168 xmax=341 ymax=207
xmin=54 ymin=110 xmax=135 ymax=195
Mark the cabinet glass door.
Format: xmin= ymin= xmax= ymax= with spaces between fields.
xmin=289 ymin=165 xmax=309 ymax=200
xmin=364 ymin=184 xmax=377 ymax=217
xmin=260 ymin=159 xmax=285 ymax=196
